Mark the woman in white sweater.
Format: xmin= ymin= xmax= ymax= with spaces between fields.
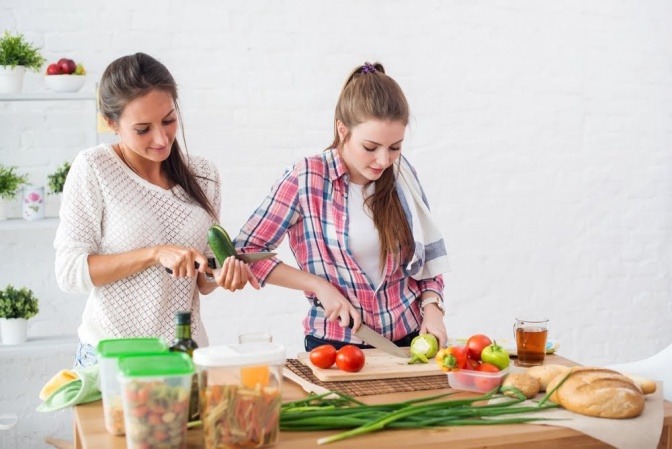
xmin=54 ymin=53 xmax=255 ymax=367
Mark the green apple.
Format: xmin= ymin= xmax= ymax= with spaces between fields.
xmin=75 ymin=63 xmax=86 ymax=75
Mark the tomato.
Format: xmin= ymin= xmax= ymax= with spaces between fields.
xmin=474 ymin=362 xmax=501 ymax=391
xmin=465 ymin=357 xmax=480 ymax=370
xmin=309 ymin=344 xmax=337 ymax=369
xmin=466 ymin=334 xmax=492 ymax=361
xmin=480 ymin=341 xmax=510 ymax=370
xmin=335 ymin=345 xmax=366 ymax=372
xmin=435 ymin=346 xmax=469 ymax=372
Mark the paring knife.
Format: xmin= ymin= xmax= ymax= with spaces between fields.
xmin=165 ymin=253 xmax=276 ymax=274
xmin=315 ymin=301 xmax=410 ymax=358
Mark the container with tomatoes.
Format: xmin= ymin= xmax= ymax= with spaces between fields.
xmin=438 ymin=334 xmax=511 ymax=393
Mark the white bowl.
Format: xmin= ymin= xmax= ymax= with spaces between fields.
xmin=44 ymin=74 xmax=86 ymax=93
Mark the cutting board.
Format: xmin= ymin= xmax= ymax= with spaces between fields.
xmin=297 ymin=348 xmax=444 ymax=382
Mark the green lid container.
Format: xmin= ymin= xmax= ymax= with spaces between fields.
xmin=97 ymin=337 xmax=168 ymax=359
xmin=118 ymin=352 xmax=195 ymax=378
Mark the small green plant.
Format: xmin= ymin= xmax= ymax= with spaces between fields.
xmin=47 ymin=161 xmax=71 ymax=194
xmin=0 ymin=31 xmax=45 ymax=71
xmin=0 ymin=164 xmax=29 ymax=200
xmin=0 ymin=285 xmax=39 ymax=319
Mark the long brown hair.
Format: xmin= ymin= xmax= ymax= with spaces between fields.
xmin=98 ymin=52 xmax=217 ymax=219
xmin=330 ymin=62 xmax=413 ymax=267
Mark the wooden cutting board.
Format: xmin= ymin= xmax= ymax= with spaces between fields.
xmin=297 ymin=348 xmax=444 ymax=382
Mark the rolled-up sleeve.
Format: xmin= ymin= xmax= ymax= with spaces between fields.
xmin=417 ymin=275 xmax=445 ymax=300
xmin=53 ymin=153 xmax=102 ymax=294
xmin=235 ymin=166 xmax=302 ymax=285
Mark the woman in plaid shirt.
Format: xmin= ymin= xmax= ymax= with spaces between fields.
xmin=236 ymin=62 xmax=448 ymax=351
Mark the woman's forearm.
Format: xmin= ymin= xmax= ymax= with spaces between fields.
xmin=88 ymin=247 xmax=158 ymax=287
xmin=264 ymin=263 xmax=331 ymax=296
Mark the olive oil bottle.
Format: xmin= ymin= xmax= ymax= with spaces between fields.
xmin=170 ymin=311 xmax=199 ymax=421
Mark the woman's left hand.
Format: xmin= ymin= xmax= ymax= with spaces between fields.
xmin=419 ymin=304 xmax=447 ymax=348
xmin=214 ymin=256 xmax=261 ymax=291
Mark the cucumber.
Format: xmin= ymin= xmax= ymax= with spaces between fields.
xmin=207 ymin=224 xmax=237 ymax=265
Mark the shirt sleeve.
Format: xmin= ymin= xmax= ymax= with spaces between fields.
xmin=417 ymin=274 xmax=445 ymax=300
xmin=53 ymin=152 xmax=102 ymax=294
xmin=234 ymin=164 xmax=302 ymax=285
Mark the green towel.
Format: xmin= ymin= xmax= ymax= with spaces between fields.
xmin=37 ymin=364 xmax=102 ymax=412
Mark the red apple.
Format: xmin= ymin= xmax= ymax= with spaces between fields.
xmin=58 ymin=58 xmax=76 ymax=75
xmin=46 ymin=63 xmax=62 ymax=75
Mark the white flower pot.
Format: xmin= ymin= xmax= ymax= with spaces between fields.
xmin=0 ymin=318 xmax=28 ymax=345
xmin=22 ymin=185 xmax=45 ymax=221
xmin=0 ymin=198 xmax=8 ymax=221
xmin=0 ymin=66 xmax=26 ymax=94
xmin=45 ymin=192 xmax=62 ymax=218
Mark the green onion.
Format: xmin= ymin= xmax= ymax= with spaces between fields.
xmin=280 ymin=389 xmax=559 ymax=445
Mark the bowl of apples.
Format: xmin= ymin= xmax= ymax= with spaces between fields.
xmin=44 ymin=58 xmax=86 ymax=92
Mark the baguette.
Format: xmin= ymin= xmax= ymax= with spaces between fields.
xmin=546 ymin=367 xmax=644 ymax=419
xmin=622 ymin=373 xmax=657 ymax=395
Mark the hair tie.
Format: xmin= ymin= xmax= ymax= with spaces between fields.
xmin=361 ymin=62 xmax=377 ymax=74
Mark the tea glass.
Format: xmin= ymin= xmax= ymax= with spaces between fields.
xmin=513 ymin=316 xmax=549 ymax=366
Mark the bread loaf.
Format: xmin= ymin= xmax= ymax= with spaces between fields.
xmin=526 ymin=364 xmax=570 ymax=391
xmin=502 ymin=372 xmax=540 ymax=399
xmin=546 ymin=367 xmax=644 ymax=419
xmin=623 ymin=373 xmax=657 ymax=395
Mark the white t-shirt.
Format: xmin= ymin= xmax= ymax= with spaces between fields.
xmin=347 ymin=182 xmax=383 ymax=289
xmin=53 ymin=144 xmax=220 ymax=347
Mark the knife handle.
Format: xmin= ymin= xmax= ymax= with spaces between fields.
xmin=165 ymin=261 xmax=200 ymax=275
xmin=313 ymin=299 xmax=355 ymax=329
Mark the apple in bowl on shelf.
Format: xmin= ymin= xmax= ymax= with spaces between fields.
xmin=45 ymin=58 xmax=86 ymax=92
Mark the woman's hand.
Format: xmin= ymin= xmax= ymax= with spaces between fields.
xmin=314 ymin=283 xmax=361 ymax=330
xmin=157 ymin=245 xmax=208 ymax=278
xmin=420 ymin=304 xmax=447 ymax=348
xmin=214 ymin=256 xmax=261 ymax=291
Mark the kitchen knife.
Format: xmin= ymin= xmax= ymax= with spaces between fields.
xmin=164 ymin=253 xmax=276 ymax=274
xmin=314 ymin=301 xmax=410 ymax=358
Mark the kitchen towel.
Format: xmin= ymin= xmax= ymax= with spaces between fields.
xmin=395 ymin=156 xmax=450 ymax=280
xmin=37 ymin=364 xmax=101 ymax=412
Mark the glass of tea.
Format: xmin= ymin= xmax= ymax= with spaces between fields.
xmin=513 ymin=316 xmax=549 ymax=366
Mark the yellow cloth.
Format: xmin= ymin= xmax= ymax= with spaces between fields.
xmin=39 ymin=370 xmax=79 ymax=401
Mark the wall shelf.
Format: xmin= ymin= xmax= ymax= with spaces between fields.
xmin=0 ymin=217 xmax=59 ymax=231
xmin=0 ymin=91 xmax=96 ymax=102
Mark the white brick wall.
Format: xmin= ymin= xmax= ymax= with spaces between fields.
xmin=1 ymin=1 xmax=671 ymax=446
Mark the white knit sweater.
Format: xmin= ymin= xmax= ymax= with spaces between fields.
xmin=54 ymin=144 xmax=220 ymax=347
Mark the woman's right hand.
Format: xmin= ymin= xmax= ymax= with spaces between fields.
xmin=156 ymin=245 xmax=208 ymax=277
xmin=314 ymin=283 xmax=362 ymax=330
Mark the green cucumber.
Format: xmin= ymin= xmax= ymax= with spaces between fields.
xmin=207 ymin=224 xmax=237 ymax=265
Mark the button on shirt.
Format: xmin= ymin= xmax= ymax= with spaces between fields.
xmin=235 ymin=149 xmax=444 ymax=343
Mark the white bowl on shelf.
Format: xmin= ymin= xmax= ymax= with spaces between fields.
xmin=44 ymin=74 xmax=86 ymax=93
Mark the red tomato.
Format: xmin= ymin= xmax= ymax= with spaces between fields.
xmin=335 ymin=345 xmax=366 ymax=372
xmin=466 ymin=334 xmax=493 ymax=361
xmin=309 ymin=344 xmax=337 ymax=369
xmin=466 ymin=357 xmax=480 ymax=370
xmin=474 ymin=362 xmax=501 ymax=391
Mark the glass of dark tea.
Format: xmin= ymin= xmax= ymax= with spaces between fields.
xmin=514 ymin=316 xmax=549 ymax=366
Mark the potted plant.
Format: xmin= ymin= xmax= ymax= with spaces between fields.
xmin=0 ymin=284 xmax=39 ymax=345
xmin=46 ymin=161 xmax=70 ymax=217
xmin=0 ymin=31 xmax=46 ymax=93
xmin=0 ymin=164 xmax=28 ymax=220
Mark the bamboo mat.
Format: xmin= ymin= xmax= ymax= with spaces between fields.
xmin=285 ymin=358 xmax=449 ymax=396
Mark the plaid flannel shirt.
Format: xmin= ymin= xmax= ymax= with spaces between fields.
xmin=235 ymin=149 xmax=444 ymax=343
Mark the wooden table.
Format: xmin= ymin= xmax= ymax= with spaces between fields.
xmin=74 ymin=355 xmax=672 ymax=449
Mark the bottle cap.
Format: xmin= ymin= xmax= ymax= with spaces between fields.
xmin=175 ymin=311 xmax=191 ymax=325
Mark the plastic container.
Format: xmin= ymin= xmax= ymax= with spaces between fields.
xmin=96 ymin=338 xmax=169 ymax=435
xmin=0 ymin=413 xmax=17 ymax=449
xmin=447 ymin=367 xmax=510 ymax=393
xmin=193 ymin=342 xmax=286 ymax=449
xmin=118 ymin=352 xmax=194 ymax=449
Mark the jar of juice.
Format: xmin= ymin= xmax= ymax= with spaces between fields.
xmin=193 ymin=342 xmax=286 ymax=449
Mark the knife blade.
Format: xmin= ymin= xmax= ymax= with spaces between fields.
xmin=314 ymin=300 xmax=410 ymax=358
xmin=164 ymin=253 xmax=275 ymax=274
xmin=353 ymin=323 xmax=410 ymax=358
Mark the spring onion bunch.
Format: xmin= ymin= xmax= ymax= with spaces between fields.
xmin=281 ymin=388 xmax=559 ymax=445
